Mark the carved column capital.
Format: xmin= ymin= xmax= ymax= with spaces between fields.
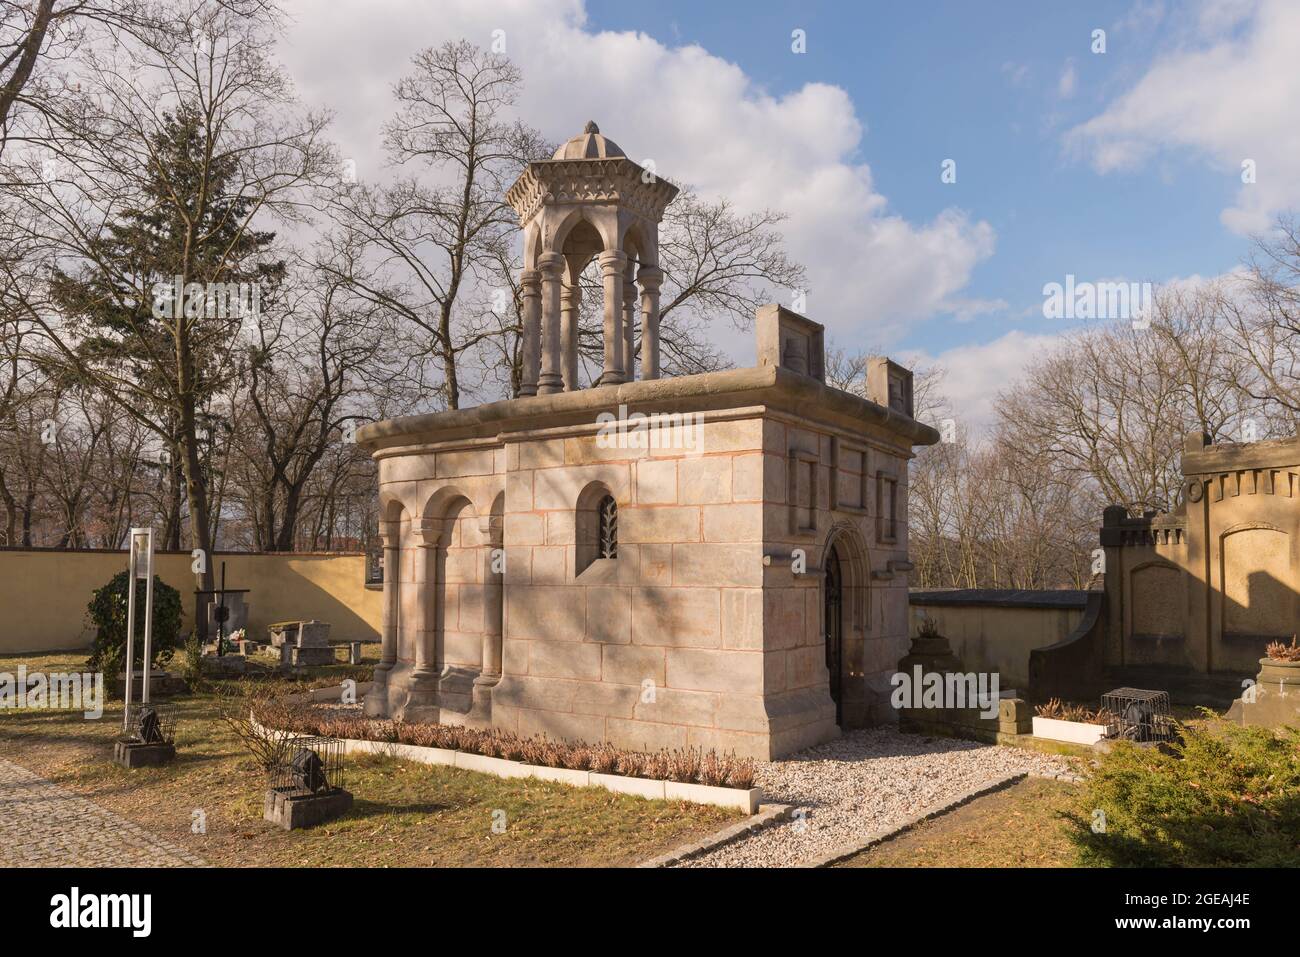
xmin=636 ymin=264 xmax=664 ymax=290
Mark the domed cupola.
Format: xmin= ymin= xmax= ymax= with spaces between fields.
xmin=551 ymin=121 xmax=626 ymax=160
xmin=507 ymin=122 xmax=678 ymax=393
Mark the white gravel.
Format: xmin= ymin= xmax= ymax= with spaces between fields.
xmin=677 ymin=728 xmax=1076 ymax=868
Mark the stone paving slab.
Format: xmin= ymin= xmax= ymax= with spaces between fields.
xmin=0 ymin=756 xmax=205 ymax=867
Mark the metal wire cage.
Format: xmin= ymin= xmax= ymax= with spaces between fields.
xmin=267 ymin=737 xmax=346 ymax=797
xmin=121 ymin=701 xmax=177 ymax=745
xmin=1101 ymin=687 xmax=1177 ymax=743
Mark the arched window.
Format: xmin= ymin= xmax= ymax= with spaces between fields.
xmin=576 ymin=482 xmax=618 ymax=575
xmin=597 ymin=494 xmax=617 ymax=559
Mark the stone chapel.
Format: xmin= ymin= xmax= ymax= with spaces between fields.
xmin=356 ymin=122 xmax=938 ymax=758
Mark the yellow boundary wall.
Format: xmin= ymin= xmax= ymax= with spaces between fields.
xmin=0 ymin=548 xmax=381 ymax=654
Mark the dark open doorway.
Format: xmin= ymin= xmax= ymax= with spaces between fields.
xmin=824 ymin=546 xmax=844 ymax=725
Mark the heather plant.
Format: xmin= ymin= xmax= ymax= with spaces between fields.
xmin=1035 ymin=697 xmax=1114 ymax=724
xmin=643 ymin=750 xmax=672 ymax=780
xmin=667 ymin=747 xmax=702 ymax=783
xmin=698 ymin=750 xmax=726 ymax=787
xmin=614 ymin=750 xmax=644 ymax=777
xmin=590 ymin=744 xmax=619 ymax=774
xmin=723 ymin=754 xmax=756 ymax=790
xmin=562 ymin=745 xmax=593 ymax=771
xmin=249 ymin=700 xmax=759 ymax=788
xmin=1266 ymin=635 xmax=1300 ymax=662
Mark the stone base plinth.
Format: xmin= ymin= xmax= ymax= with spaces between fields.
xmin=113 ymin=740 xmax=176 ymax=768
xmin=113 ymin=671 xmax=186 ymax=699
xmin=290 ymin=646 xmax=336 ymax=667
xmin=263 ymin=787 xmax=353 ymax=830
xmin=199 ymin=654 xmax=247 ymax=675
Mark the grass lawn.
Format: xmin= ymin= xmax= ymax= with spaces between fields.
xmin=0 ymin=652 xmax=741 ymax=867
xmin=835 ymin=776 xmax=1088 ymax=868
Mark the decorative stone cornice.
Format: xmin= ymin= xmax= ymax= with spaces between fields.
xmin=356 ymin=364 xmax=941 ymax=453
xmin=506 ymin=158 xmax=679 ymax=228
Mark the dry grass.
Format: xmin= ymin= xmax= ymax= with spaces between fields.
xmin=0 ymin=652 xmax=740 ymax=867
xmin=835 ymin=776 xmax=1086 ymax=868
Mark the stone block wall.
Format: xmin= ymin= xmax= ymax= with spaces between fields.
xmin=363 ymin=362 xmax=937 ymax=758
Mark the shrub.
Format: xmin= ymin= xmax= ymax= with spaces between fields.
xmin=180 ymin=634 xmax=204 ymax=690
xmin=85 ymin=570 xmax=183 ymax=675
xmin=1066 ymin=718 xmax=1300 ymax=866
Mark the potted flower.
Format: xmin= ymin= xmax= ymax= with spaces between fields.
xmin=1031 ymin=698 xmax=1110 ymax=745
xmin=1259 ymin=634 xmax=1300 ymax=684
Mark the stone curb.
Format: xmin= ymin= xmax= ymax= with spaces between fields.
xmin=797 ymin=772 xmax=1028 ymax=868
xmin=637 ymin=803 xmax=795 ymax=868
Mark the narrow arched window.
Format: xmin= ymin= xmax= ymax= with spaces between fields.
xmin=597 ymin=494 xmax=617 ymax=559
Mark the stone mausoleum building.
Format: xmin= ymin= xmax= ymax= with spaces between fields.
xmin=356 ymin=123 xmax=938 ymax=758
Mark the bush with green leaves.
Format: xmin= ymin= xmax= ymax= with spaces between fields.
xmin=85 ymin=570 xmax=183 ymax=675
xmin=1067 ymin=717 xmax=1300 ymax=866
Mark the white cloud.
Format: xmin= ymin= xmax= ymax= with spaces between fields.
xmin=278 ymin=0 xmax=994 ymax=355
xmin=910 ymin=330 xmax=1065 ymax=434
xmin=1066 ymin=0 xmax=1300 ymax=235
xmin=1057 ymin=59 xmax=1077 ymax=98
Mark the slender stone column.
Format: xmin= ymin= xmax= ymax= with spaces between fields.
xmin=537 ymin=253 xmax=564 ymax=394
xmin=519 ymin=269 xmax=541 ymax=397
xmin=475 ymin=517 xmax=504 ymax=677
xmin=622 ymin=263 xmax=637 ymax=382
xmin=561 ymin=277 xmax=579 ymax=391
xmin=405 ymin=519 xmax=439 ymax=715
xmin=365 ymin=524 xmax=401 ymax=716
xmin=638 ymin=265 xmax=664 ymax=379
xmin=598 ymin=249 xmax=627 ymax=385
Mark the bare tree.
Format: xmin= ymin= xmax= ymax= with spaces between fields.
xmin=0 ymin=0 xmax=330 ymax=587
xmin=326 ymin=40 xmax=544 ymax=411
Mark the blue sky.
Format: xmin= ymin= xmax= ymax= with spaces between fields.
xmin=586 ymin=0 xmax=1248 ymax=355
xmin=281 ymin=0 xmax=1299 ymax=424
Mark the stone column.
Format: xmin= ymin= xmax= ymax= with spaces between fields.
xmin=638 ymin=265 xmax=664 ymax=380
xmin=598 ymin=249 xmax=627 ymax=385
xmin=622 ymin=263 xmax=637 ymax=382
xmin=404 ymin=519 xmax=439 ymax=718
xmin=518 ymin=269 xmax=541 ymax=397
xmin=561 ymin=276 xmax=579 ymax=391
xmin=471 ymin=516 xmax=504 ymax=722
xmin=537 ymin=252 xmax=564 ymax=394
xmin=365 ymin=523 xmax=401 ymax=716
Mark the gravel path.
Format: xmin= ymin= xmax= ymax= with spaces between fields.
xmin=677 ymin=729 xmax=1076 ymax=867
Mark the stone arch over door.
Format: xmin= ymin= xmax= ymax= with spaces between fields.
xmin=415 ymin=489 xmax=483 ymax=717
xmin=819 ymin=521 xmax=872 ymax=727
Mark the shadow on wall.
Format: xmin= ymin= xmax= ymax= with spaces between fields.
xmin=0 ymin=548 xmax=382 ymax=654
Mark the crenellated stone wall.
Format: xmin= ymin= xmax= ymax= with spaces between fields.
xmin=1102 ymin=432 xmax=1300 ymax=676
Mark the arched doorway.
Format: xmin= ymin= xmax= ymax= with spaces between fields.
xmin=824 ymin=546 xmax=844 ymax=725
